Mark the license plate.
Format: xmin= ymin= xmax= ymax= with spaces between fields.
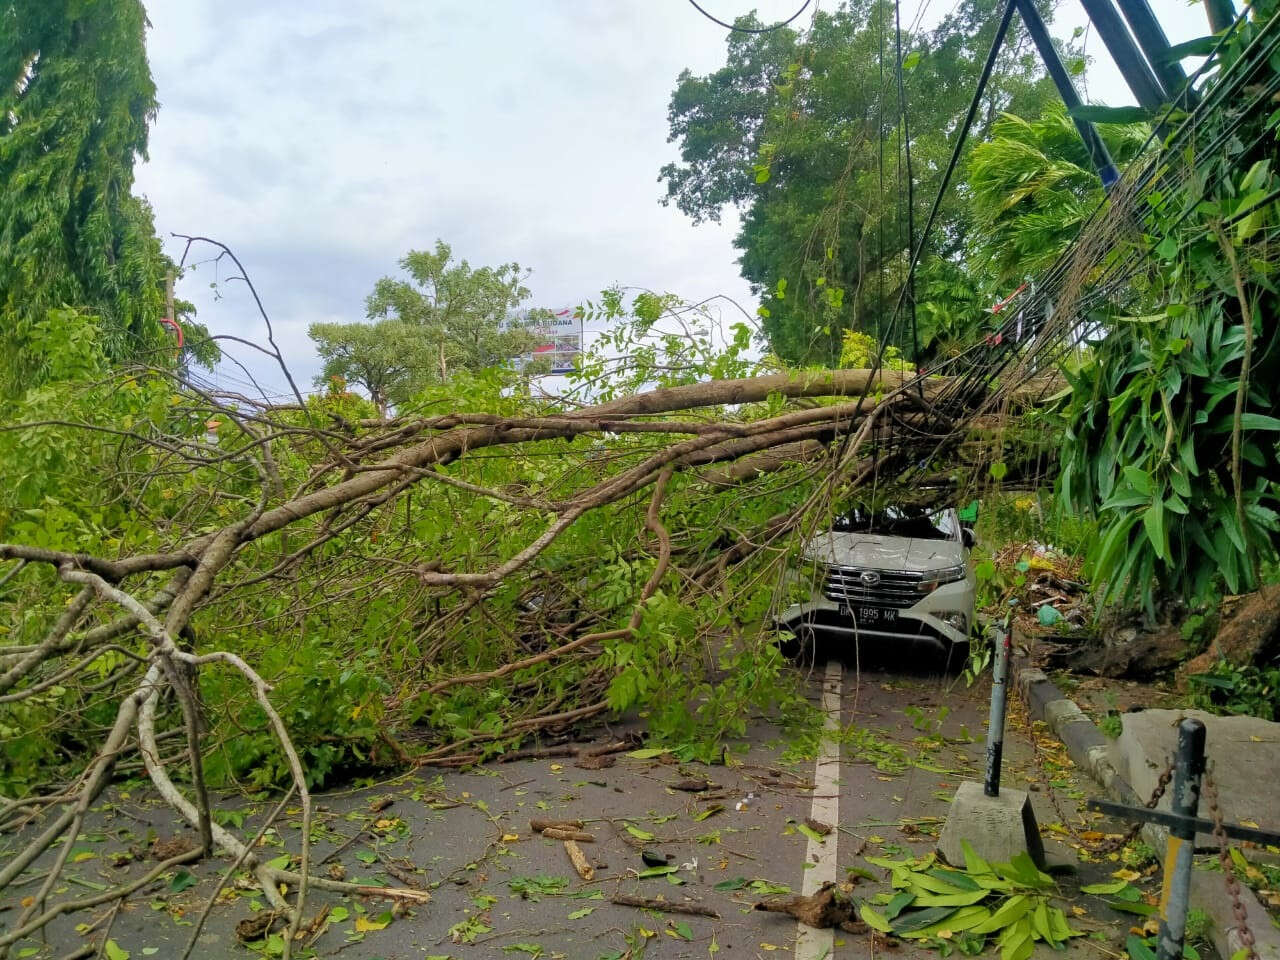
xmin=850 ymin=606 xmax=897 ymax=623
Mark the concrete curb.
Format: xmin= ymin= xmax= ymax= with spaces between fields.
xmin=1016 ymin=664 xmax=1280 ymax=960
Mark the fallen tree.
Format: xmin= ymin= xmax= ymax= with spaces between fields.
xmin=0 ymin=291 xmax=1051 ymax=953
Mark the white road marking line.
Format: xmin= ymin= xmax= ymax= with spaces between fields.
xmin=796 ymin=658 xmax=843 ymax=960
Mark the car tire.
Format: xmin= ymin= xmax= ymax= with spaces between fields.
xmin=775 ymin=626 xmax=814 ymax=663
xmin=941 ymin=639 xmax=970 ymax=675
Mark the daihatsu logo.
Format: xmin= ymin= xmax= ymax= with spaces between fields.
xmin=859 ymin=570 xmax=881 ymax=586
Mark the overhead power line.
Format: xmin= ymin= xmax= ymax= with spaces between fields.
xmin=684 ymin=0 xmax=812 ymax=33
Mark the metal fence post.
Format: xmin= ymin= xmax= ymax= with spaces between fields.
xmin=1157 ymin=718 xmax=1207 ymax=960
xmin=983 ymin=620 xmax=1013 ymax=797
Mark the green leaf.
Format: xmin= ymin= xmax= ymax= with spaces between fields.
xmin=961 ymin=840 xmax=992 ymax=876
xmin=1161 ymin=35 xmax=1218 ymax=61
xmin=693 ymin=804 xmax=723 ymax=821
xmin=1128 ymin=934 xmax=1158 ymax=960
xmin=892 ymin=906 xmax=961 ymax=934
xmin=168 ymin=869 xmax=198 ymax=893
xmin=903 ymin=51 xmax=922 ymax=70
xmin=861 ymin=905 xmax=893 ymax=932
xmin=626 ymin=748 xmax=668 ymax=759
xmin=625 ymin=825 xmax=656 ymax=841
xmin=796 ymin=822 xmax=827 ymax=844
xmin=990 ymin=461 xmax=1008 ymax=481
xmin=883 ymin=890 xmax=916 ymax=919
xmin=567 ymin=906 xmax=594 ymax=919
xmin=674 ymin=921 xmax=694 ymax=940
xmin=637 ymin=864 xmax=678 ymax=878
xmin=972 ymin=895 xmax=1032 ymax=934
xmin=1069 ymin=104 xmax=1150 ymax=124
xmin=105 ymin=942 xmax=130 ymax=960
xmin=330 ymin=906 xmax=350 ymax=923
xmin=1239 ymin=413 xmax=1280 ymax=431
xmin=714 ymin=876 xmax=748 ymax=891
xmin=1080 ymin=879 xmax=1131 ymax=895
xmin=501 ymin=945 xmax=545 ymax=957
xmin=1143 ymin=502 xmax=1167 ymax=562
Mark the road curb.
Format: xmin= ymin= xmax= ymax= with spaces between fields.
xmin=1015 ymin=663 xmax=1280 ymax=960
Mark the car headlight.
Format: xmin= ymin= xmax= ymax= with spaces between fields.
xmin=916 ymin=564 xmax=967 ymax=593
xmin=939 ymin=611 xmax=968 ymax=632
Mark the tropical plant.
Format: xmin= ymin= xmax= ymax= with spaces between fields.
xmin=1054 ymin=1 xmax=1280 ymax=608
xmin=0 ymin=0 xmax=213 ymax=395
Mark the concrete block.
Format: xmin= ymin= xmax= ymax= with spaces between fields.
xmin=937 ymin=781 xmax=1046 ymax=869
xmin=1112 ymin=709 xmax=1280 ymax=849
xmin=1192 ymin=867 xmax=1280 ymax=960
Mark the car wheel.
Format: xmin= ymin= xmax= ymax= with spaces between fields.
xmin=942 ymin=639 xmax=970 ymax=675
xmin=776 ymin=626 xmax=816 ymax=663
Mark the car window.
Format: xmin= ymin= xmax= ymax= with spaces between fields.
xmin=832 ymin=506 xmax=955 ymax=541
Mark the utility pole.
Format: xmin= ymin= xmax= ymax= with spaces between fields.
xmin=1014 ymin=0 xmax=1119 ymax=188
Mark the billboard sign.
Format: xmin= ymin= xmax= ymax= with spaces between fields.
xmin=513 ymin=308 xmax=581 ymax=374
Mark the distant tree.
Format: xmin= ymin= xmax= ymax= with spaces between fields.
xmin=309 ymin=242 xmax=543 ymax=413
xmin=365 ymin=241 xmax=537 ymax=381
xmin=308 ymin=319 xmax=436 ymax=417
xmin=0 ymin=0 xmax=213 ymax=395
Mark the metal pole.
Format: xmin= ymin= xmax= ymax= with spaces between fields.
xmin=1157 ymin=719 xmax=1206 ymax=960
xmin=1014 ymin=0 xmax=1120 ymax=189
xmin=983 ymin=620 xmax=1013 ymax=797
xmin=1076 ymin=0 xmax=1169 ymax=112
xmin=1112 ymin=0 xmax=1193 ymax=106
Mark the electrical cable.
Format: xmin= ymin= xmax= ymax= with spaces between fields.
xmin=684 ymin=0 xmax=812 ymax=33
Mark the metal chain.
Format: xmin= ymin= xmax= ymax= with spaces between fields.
xmin=1015 ymin=688 xmax=1174 ymax=854
xmin=1204 ymin=767 xmax=1258 ymax=960
xmin=1099 ymin=757 xmax=1176 ymax=854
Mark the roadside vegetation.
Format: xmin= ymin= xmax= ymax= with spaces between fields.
xmin=2 ymin=0 xmax=1280 ymax=952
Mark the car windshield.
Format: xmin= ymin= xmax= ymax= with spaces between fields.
xmin=831 ymin=506 xmax=955 ymax=541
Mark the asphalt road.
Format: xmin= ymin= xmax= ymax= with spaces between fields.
xmin=3 ymin=640 xmax=1146 ymax=960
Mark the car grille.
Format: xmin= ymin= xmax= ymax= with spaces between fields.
xmin=822 ymin=565 xmax=923 ymax=609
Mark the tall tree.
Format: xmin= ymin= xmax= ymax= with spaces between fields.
xmin=308 ymin=319 xmax=437 ymax=417
xmin=0 ymin=0 xmax=206 ymax=394
xmin=365 ymin=241 xmax=536 ymax=382
xmin=661 ymin=0 xmax=1066 ymax=365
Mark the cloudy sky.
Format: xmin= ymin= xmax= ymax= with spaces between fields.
xmin=134 ymin=0 xmax=1212 ymax=398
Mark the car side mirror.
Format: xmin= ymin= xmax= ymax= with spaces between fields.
xmin=961 ymin=527 xmax=976 ymax=549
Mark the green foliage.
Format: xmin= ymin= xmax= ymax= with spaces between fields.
xmin=308 ymin=319 xmax=439 ymax=416
xmin=1055 ymin=4 xmax=1280 ymax=609
xmin=0 ymin=1 xmax=211 ymax=395
xmin=661 ymin=0 xmax=1064 ymax=364
xmin=1187 ymin=660 xmax=1280 ymax=721
xmin=840 ymin=330 xmax=912 ymax=371
xmin=967 ymin=105 xmax=1150 ymax=286
xmin=362 ymin=240 xmax=539 ymax=386
xmin=859 ymin=842 xmax=1082 ymax=959
xmin=1 ymin=289 xmax=825 ymax=795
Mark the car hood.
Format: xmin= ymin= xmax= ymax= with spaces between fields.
xmin=803 ymin=531 xmax=965 ymax=572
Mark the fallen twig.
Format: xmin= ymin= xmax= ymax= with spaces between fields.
xmin=610 ymin=893 xmax=719 ymax=919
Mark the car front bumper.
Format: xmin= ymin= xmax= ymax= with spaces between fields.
xmin=775 ymin=574 xmax=974 ymax=649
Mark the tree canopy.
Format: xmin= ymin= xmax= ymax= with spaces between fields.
xmin=308 ymin=241 xmax=544 ymax=412
xmin=0 ymin=0 xmax=211 ymax=396
xmin=365 ymin=240 xmax=538 ymax=382
xmin=661 ymin=0 xmax=1070 ymax=365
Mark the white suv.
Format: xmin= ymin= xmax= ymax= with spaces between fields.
xmin=776 ymin=507 xmax=976 ymax=654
